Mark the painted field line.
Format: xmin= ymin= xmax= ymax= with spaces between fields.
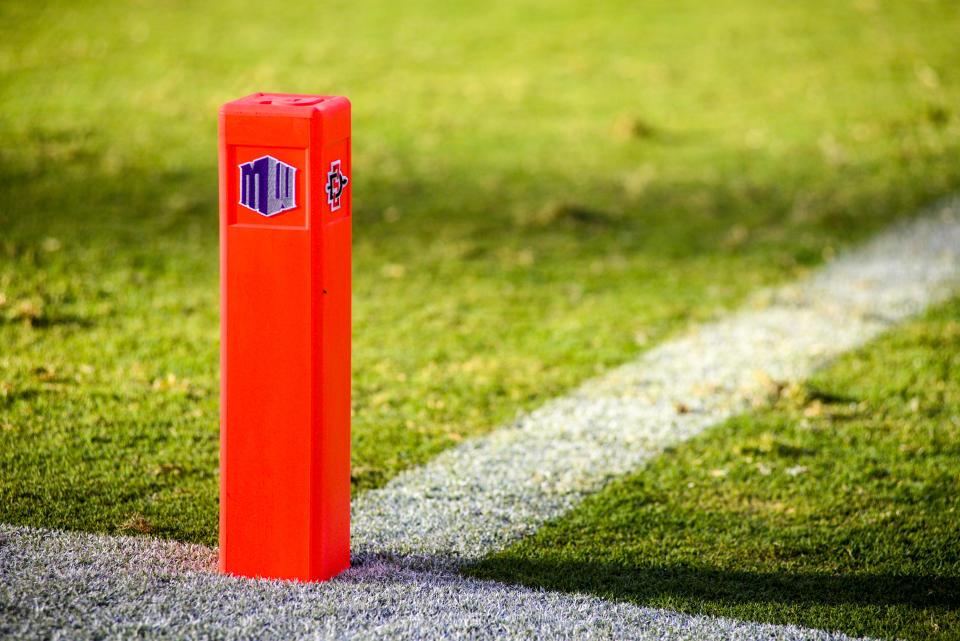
xmin=0 ymin=524 xmax=868 ymax=641
xmin=1 ymin=198 xmax=959 ymax=640
xmin=352 ymin=198 xmax=960 ymax=568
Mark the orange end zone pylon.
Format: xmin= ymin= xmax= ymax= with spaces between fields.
xmin=218 ymin=93 xmax=351 ymax=582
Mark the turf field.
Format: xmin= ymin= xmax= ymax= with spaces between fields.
xmin=1 ymin=0 xmax=959 ymax=638
xmin=3 ymin=211 xmax=958 ymax=641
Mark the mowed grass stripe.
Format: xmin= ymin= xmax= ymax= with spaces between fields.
xmin=352 ymin=201 xmax=960 ymax=568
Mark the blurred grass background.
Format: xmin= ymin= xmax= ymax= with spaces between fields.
xmin=1 ymin=0 xmax=959 ymax=545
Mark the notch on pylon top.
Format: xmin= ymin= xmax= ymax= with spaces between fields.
xmin=241 ymin=93 xmax=328 ymax=107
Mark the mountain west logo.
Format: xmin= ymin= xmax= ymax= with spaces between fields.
xmin=238 ymin=155 xmax=297 ymax=217
xmin=325 ymin=160 xmax=348 ymax=212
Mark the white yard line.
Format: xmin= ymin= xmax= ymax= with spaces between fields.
xmin=352 ymin=199 xmax=960 ymax=568
xmin=2 ymin=198 xmax=959 ymax=640
xmin=0 ymin=525 xmax=867 ymax=641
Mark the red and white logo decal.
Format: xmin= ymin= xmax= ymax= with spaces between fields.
xmin=325 ymin=160 xmax=348 ymax=212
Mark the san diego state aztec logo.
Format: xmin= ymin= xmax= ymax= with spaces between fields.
xmin=325 ymin=160 xmax=348 ymax=212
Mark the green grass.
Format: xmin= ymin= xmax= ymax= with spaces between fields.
xmin=1 ymin=0 xmax=959 ymax=547
xmin=469 ymin=298 xmax=960 ymax=641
